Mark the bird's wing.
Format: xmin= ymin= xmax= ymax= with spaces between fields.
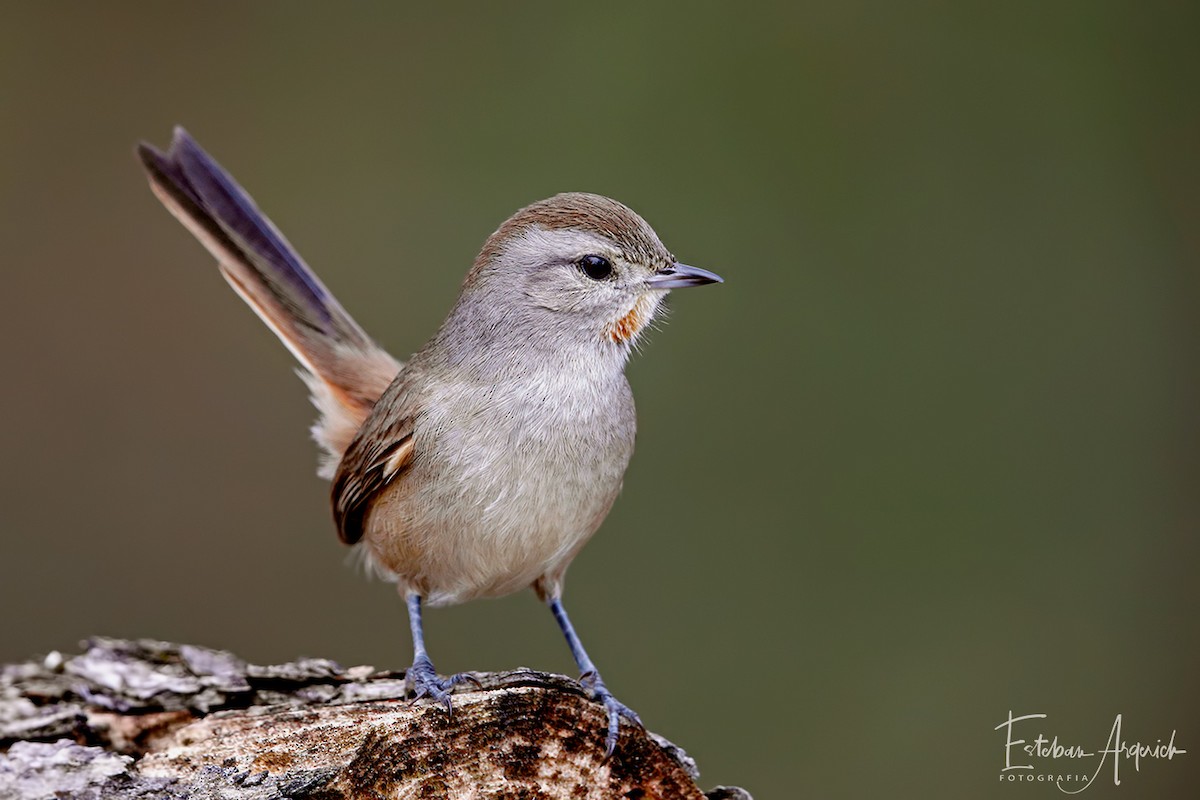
xmin=331 ymin=379 xmax=421 ymax=545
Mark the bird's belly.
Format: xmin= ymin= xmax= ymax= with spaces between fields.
xmin=362 ymin=409 xmax=633 ymax=605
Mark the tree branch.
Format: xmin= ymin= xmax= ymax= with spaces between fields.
xmin=0 ymin=638 xmax=750 ymax=799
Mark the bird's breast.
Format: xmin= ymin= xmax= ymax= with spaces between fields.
xmin=362 ymin=368 xmax=636 ymax=605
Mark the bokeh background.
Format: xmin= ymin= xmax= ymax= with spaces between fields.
xmin=1 ymin=3 xmax=1197 ymax=797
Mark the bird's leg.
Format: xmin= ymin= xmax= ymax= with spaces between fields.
xmin=547 ymin=595 xmax=643 ymax=756
xmin=404 ymin=593 xmax=477 ymax=711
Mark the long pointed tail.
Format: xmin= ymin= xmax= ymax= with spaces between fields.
xmin=137 ymin=127 xmax=400 ymax=476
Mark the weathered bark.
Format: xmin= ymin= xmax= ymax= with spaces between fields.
xmin=0 ymin=638 xmax=750 ymax=799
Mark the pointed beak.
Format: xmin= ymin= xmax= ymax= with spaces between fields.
xmin=644 ymin=262 xmax=724 ymax=290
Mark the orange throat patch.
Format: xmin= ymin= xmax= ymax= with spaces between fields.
xmin=606 ymin=294 xmax=657 ymax=344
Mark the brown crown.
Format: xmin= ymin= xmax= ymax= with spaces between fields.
xmin=473 ymin=192 xmax=675 ymax=273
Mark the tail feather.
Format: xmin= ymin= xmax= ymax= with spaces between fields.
xmin=138 ymin=127 xmax=400 ymax=474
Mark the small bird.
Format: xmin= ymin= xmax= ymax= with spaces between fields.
xmin=137 ymin=127 xmax=722 ymax=755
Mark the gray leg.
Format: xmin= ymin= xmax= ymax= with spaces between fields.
xmin=405 ymin=593 xmax=475 ymax=710
xmin=548 ymin=596 xmax=643 ymax=756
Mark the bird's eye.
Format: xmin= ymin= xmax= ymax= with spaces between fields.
xmin=577 ymin=254 xmax=614 ymax=281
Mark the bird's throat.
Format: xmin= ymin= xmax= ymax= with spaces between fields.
xmin=605 ymin=294 xmax=658 ymax=344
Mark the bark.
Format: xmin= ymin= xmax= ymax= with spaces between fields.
xmin=0 ymin=638 xmax=750 ymax=799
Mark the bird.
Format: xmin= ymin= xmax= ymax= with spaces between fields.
xmin=136 ymin=127 xmax=722 ymax=756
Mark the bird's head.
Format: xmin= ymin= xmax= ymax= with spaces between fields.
xmin=452 ymin=192 xmax=721 ymax=359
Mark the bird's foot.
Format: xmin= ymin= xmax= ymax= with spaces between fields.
xmin=405 ymin=655 xmax=480 ymax=712
xmin=580 ymin=670 xmax=643 ymax=758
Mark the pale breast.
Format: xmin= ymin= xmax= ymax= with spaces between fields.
xmin=362 ymin=369 xmax=636 ymax=605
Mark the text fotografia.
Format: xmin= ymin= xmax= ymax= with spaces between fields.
xmin=995 ymin=712 xmax=1186 ymax=794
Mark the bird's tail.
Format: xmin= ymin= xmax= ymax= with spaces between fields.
xmin=137 ymin=127 xmax=400 ymax=477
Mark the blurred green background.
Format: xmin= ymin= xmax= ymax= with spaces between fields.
xmin=1 ymin=2 xmax=1196 ymax=797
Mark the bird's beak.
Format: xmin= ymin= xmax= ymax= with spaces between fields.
xmin=644 ymin=262 xmax=724 ymax=290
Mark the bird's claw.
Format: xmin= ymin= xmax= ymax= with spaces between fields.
xmin=580 ymin=672 xmax=643 ymax=758
xmin=406 ymin=656 xmax=478 ymax=712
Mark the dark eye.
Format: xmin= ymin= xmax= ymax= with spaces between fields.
xmin=577 ymin=254 xmax=614 ymax=281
